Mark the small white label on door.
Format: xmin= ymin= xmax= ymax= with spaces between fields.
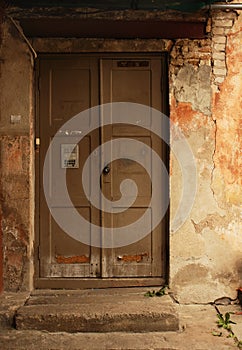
xmin=61 ymin=144 xmax=79 ymax=168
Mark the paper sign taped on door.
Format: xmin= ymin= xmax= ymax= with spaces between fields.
xmin=61 ymin=144 xmax=79 ymax=168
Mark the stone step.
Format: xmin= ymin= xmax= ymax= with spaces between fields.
xmin=15 ymin=288 xmax=179 ymax=333
xmin=0 ymin=292 xmax=29 ymax=329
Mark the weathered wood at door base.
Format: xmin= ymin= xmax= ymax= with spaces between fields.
xmin=35 ymin=277 xmax=165 ymax=289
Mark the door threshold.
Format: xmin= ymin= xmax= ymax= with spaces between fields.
xmin=35 ymin=277 xmax=165 ymax=289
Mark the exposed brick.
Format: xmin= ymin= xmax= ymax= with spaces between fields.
xmin=212 ymin=52 xmax=226 ymax=60
xmin=211 ymin=11 xmax=236 ymax=20
xmin=187 ymin=59 xmax=200 ymax=65
xmin=213 ymin=67 xmax=227 ymax=76
xmin=224 ymin=28 xmax=232 ymax=35
xmin=213 ymin=36 xmax=226 ymax=44
xmin=200 ymin=39 xmax=211 ymax=46
xmin=213 ymin=19 xmax=233 ymax=28
xmin=213 ymin=43 xmax=225 ymax=52
xmin=175 ymin=58 xmax=184 ymax=66
xmin=212 ymin=27 xmax=225 ymax=35
xmin=199 ymin=54 xmax=211 ymax=61
xmin=200 ymin=59 xmax=211 ymax=66
xmin=170 ymin=49 xmax=177 ymax=59
xmin=213 ymin=60 xmax=226 ymax=68
xmin=170 ymin=38 xmax=212 ymax=71
xmin=198 ymin=46 xmax=212 ymax=53
xmin=214 ymin=76 xmax=225 ymax=84
xmin=182 ymin=46 xmax=189 ymax=54
xmin=186 ymin=52 xmax=211 ymax=60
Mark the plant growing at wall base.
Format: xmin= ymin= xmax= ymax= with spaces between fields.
xmin=144 ymin=286 xmax=167 ymax=297
xmin=216 ymin=312 xmax=236 ymax=330
xmin=213 ymin=308 xmax=242 ymax=348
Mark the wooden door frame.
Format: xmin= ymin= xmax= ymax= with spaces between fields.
xmin=34 ymin=52 xmax=170 ymax=289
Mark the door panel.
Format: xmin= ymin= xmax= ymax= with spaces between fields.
xmin=37 ymin=55 xmax=167 ymax=287
xmin=112 ymin=70 xmax=151 ymax=105
xmin=39 ymin=58 xmax=100 ymax=279
xmin=100 ymin=58 xmax=165 ymax=278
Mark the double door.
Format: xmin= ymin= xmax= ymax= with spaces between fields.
xmin=36 ymin=54 xmax=168 ymax=288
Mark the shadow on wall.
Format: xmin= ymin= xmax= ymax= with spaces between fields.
xmin=238 ymin=260 xmax=242 ymax=307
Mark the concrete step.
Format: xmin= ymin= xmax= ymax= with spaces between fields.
xmin=15 ymin=288 xmax=179 ymax=333
xmin=0 ymin=292 xmax=29 ymax=329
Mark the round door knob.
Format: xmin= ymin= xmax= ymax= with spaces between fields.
xmin=103 ymin=165 xmax=110 ymax=175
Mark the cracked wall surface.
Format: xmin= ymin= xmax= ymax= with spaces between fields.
xmin=212 ymin=11 xmax=241 ymax=208
xmin=0 ymin=7 xmax=241 ymax=301
xmin=0 ymin=21 xmax=34 ymax=291
xmin=170 ymin=9 xmax=242 ymax=303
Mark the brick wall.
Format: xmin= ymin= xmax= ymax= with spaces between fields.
xmin=211 ymin=11 xmax=236 ymax=85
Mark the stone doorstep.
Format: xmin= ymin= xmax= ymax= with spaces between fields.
xmin=14 ymin=289 xmax=179 ymax=333
xmin=0 ymin=292 xmax=29 ymax=329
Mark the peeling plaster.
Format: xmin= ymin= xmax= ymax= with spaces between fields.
xmin=211 ymin=13 xmax=242 ymax=208
xmin=173 ymin=64 xmax=212 ymax=115
xmin=169 ymin=12 xmax=241 ymax=303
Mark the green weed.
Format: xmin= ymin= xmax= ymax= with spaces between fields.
xmin=213 ymin=309 xmax=242 ymax=348
xmin=216 ymin=312 xmax=236 ymax=330
xmin=144 ymin=286 xmax=167 ymax=297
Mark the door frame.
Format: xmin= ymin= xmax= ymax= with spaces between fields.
xmin=34 ymin=52 xmax=170 ymax=289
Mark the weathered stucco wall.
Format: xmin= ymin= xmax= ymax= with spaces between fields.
xmin=0 ymin=7 xmax=241 ymax=301
xmin=211 ymin=9 xmax=242 ymax=289
xmin=170 ymin=10 xmax=242 ymax=303
xmin=0 ymin=21 xmax=34 ymax=291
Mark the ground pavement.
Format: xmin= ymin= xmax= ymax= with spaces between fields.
xmin=0 ymin=289 xmax=241 ymax=350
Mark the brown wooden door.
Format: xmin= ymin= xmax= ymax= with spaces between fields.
xmin=100 ymin=58 xmax=165 ymax=278
xmin=36 ymin=55 xmax=167 ymax=288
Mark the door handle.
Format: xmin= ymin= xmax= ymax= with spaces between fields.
xmin=103 ymin=165 xmax=110 ymax=175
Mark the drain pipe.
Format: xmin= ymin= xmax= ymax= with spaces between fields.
xmin=207 ymin=3 xmax=242 ymax=10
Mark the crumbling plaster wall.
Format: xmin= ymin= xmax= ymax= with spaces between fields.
xmin=0 ymin=7 xmax=241 ymax=300
xmin=170 ymin=10 xmax=242 ymax=303
xmin=0 ymin=20 xmax=34 ymax=291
